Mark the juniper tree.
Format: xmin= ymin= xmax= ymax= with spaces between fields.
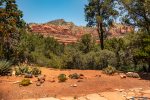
xmin=0 ymin=0 xmax=25 ymax=60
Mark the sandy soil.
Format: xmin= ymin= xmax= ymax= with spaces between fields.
xmin=0 ymin=67 xmax=150 ymax=100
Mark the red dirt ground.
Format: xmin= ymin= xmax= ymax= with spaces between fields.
xmin=0 ymin=67 xmax=150 ymax=100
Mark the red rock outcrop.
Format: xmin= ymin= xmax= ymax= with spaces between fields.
xmin=29 ymin=19 xmax=133 ymax=44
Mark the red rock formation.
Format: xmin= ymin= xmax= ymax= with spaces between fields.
xmin=29 ymin=19 xmax=133 ymax=44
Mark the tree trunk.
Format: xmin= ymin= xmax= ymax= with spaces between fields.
xmin=148 ymin=62 xmax=150 ymax=73
xmin=97 ymin=23 xmax=104 ymax=50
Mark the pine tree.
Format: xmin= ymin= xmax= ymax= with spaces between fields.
xmin=85 ymin=0 xmax=118 ymax=50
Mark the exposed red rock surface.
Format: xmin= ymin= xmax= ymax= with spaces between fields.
xmin=29 ymin=19 xmax=133 ymax=44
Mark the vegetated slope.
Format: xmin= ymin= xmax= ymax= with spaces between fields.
xmin=29 ymin=19 xmax=133 ymax=44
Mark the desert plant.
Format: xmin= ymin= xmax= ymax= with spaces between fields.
xmin=19 ymin=79 xmax=31 ymax=86
xmin=69 ymin=73 xmax=80 ymax=79
xmin=58 ymin=74 xmax=67 ymax=82
xmin=31 ymin=67 xmax=41 ymax=76
xmin=0 ymin=60 xmax=12 ymax=76
xmin=103 ymin=66 xmax=116 ymax=75
xmin=15 ymin=64 xmax=33 ymax=75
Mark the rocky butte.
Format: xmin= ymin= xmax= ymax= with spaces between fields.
xmin=29 ymin=19 xmax=134 ymax=44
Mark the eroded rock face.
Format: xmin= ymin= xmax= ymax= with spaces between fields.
xmin=29 ymin=19 xmax=133 ymax=44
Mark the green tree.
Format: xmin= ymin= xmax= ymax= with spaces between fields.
xmin=85 ymin=0 xmax=118 ymax=50
xmin=0 ymin=0 xmax=25 ymax=60
xmin=120 ymin=0 xmax=150 ymax=72
xmin=78 ymin=34 xmax=95 ymax=53
xmin=120 ymin=0 xmax=150 ymax=33
xmin=105 ymin=38 xmax=124 ymax=69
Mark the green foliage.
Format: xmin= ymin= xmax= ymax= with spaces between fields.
xmin=15 ymin=64 xmax=41 ymax=76
xmin=0 ymin=60 xmax=12 ymax=76
xmin=31 ymin=67 xmax=41 ymax=76
xmin=58 ymin=74 xmax=67 ymax=82
xmin=103 ymin=66 xmax=116 ymax=75
xmin=18 ymin=33 xmax=64 ymax=67
xmin=69 ymin=73 xmax=80 ymax=79
xmin=105 ymin=38 xmax=125 ymax=69
xmin=20 ymin=79 xmax=31 ymax=86
xmin=85 ymin=0 xmax=119 ymax=49
xmin=15 ymin=64 xmax=31 ymax=75
xmin=78 ymin=34 xmax=95 ymax=53
xmin=120 ymin=0 xmax=150 ymax=33
xmin=0 ymin=0 xmax=25 ymax=60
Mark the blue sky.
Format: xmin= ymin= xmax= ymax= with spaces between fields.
xmin=16 ymin=0 xmax=88 ymax=26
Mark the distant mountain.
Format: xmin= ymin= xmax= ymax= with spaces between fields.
xmin=29 ymin=19 xmax=133 ymax=44
xmin=46 ymin=19 xmax=74 ymax=26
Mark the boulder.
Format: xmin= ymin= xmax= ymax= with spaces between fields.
xmin=126 ymin=72 xmax=140 ymax=78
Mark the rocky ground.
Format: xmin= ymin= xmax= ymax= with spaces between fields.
xmin=22 ymin=88 xmax=150 ymax=100
xmin=0 ymin=68 xmax=150 ymax=100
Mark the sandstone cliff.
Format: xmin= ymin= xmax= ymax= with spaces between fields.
xmin=29 ymin=19 xmax=133 ymax=44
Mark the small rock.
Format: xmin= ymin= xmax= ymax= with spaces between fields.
xmin=86 ymin=93 xmax=108 ymax=100
xmin=70 ymin=84 xmax=77 ymax=87
xmin=77 ymin=80 xmax=83 ymax=82
xmin=95 ymin=75 xmax=101 ymax=77
xmin=38 ymin=75 xmax=46 ymax=81
xmin=30 ymin=81 xmax=33 ymax=84
xmin=126 ymin=96 xmax=134 ymax=100
xmin=79 ymin=74 xmax=84 ymax=76
xmin=118 ymin=89 xmax=125 ymax=92
xmin=36 ymin=82 xmax=41 ymax=86
xmin=114 ymin=89 xmax=119 ymax=91
xmin=78 ymin=96 xmax=87 ymax=100
xmin=13 ymin=81 xmax=20 ymax=84
xmin=40 ymin=79 xmax=45 ymax=84
xmin=49 ymin=80 xmax=55 ymax=83
xmin=127 ymin=92 xmax=135 ymax=97
xmin=24 ymin=73 xmax=33 ymax=78
xmin=120 ymin=74 xmax=126 ymax=79
xmin=12 ymin=70 xmax=16 ymax=76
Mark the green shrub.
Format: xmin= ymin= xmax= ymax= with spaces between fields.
xmin=15 ymin=64 xmax=31 ymax=75
xmin=0 ymin=60 xmax=12 ymax=76
xmin=58 ymin=74 xmax=67 ymax=82
xmin=103 ymin=66 xmax=116 ymax=75
xmin=31 ymin=67 xmax=41 ymax=76
xmin=20 ymin=79 xmax=31 ymax=86
xmin=15 ymin=64 xmax=41 ymax=76
xmin=69 ymin=73 xmax=80 ymax=79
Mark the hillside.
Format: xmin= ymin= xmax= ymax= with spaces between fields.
xmin=29 ymin=19 xmax=133 ymax=44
